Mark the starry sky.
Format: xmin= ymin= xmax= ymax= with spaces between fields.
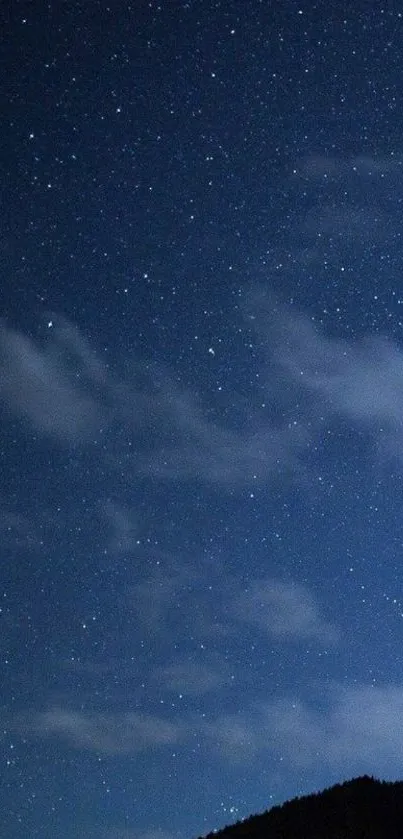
xmin=3 ymin=1 xmax=403 ymax=837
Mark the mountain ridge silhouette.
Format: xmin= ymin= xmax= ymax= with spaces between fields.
xmin=197 ymin=776 xmax=403 ymax=839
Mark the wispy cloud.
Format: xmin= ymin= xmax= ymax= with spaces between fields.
xmin=272 ymin=309 xmax=403 ymax=428
xmin=0 ymin=506 xmax=40 ymax=551
xmin=141 ymin=382 xmax=310 ymax=487
xmin=204 ymin=714 xmax=260 ymax=762
xmin=70 ymin=824 xmax=176 ymax=839
xmin=19 ymin=680 xmax=403 ymax=779
xmin=126 ymin=556 xmax=231 ymax=641
xmin=102 ymin=500 xmax=139 ymax=554
xmin=0 ymin=315 xmax=310 ymax=487
xmin=203 ymin=682 xmax=403 ymax=775
xmin=135 ymin=831 xmax=177 ymax=839
xmin=287 ymin=154 xmax=403 ymax=251
xmin=232 ymin=579 xmax=339 ymax=645
xmin=22 ymin=708 xmax=182 ymax=755
xmin=0 ymin=318 xmax=108 ymax=442
xmin=261 ymin=684 xmax=403 ymax=774
xmin=154 ymin=657 xmax=233 ymax=695
xmin=127 ymin=561 xmax=198 ymax=634
xmin=5 ymin=285 xmax=403 ymax=486
xmin=133 ymin=297 xmax=403 ymax=482
xmin=296 ymin=153 xmax=403 ymax=180
xmin=126 ymin=551 xmax=336 ymax=650
xmin=247 ymin=291 xmax=403 ymax=465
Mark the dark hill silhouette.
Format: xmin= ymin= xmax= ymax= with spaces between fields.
xmin=198 ymin=776 xmax=403 ymax=839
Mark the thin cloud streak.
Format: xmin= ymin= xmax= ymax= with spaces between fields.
xmin=249 ymin=292 xmax=403 ymax=463
xmin=22 ymin=708 xmax=182 ymax=755
xmin=202 ymin=683 xmax=403 ymax=776
xmin=128 ymin=559 xmax=337 ymax=648
xmin=5 ymin=295 xmax=403 ymax=485
xmin=232 ymin=579 xmax=339 ymax=645
xmin=18 ymin=681 xmax=403 ymax=779
xmin=0 ymin=319 xmax=107 ymax=441
xmin=154 ymin=658 xmax=234 ymax=695
xmin=261 ymin=684 xmax=403 ymax=774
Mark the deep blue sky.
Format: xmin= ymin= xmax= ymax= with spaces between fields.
xmin=3 ymin=1 xmax=403 ymax=837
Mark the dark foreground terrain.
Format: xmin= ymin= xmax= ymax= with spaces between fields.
xmin=198 ymin=776 xmax=403 ymax=839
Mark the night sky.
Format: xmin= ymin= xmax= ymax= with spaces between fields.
xmin=3 ymin=1 xmax=403 ymax=837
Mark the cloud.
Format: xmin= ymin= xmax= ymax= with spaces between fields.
xmin=204 ymin=714 xmax=260 ymax=762
xmin=298 ymin=204 xmax=386 ymax=242
xmin=261 ymin=684 xmax=403 ymax=774
xmin=275 ymin=314 xmax=403 ymax=428
xmin=0 ymin=315 xmax=311 ymax=486
xmin=21 ymin=682 xmax=403 ymax=774
xmin=127 ymin=562 xmax=197 ymax=634
xmin=204 ymin=683 xmax=403 ymax=775
xmin=286 ymin=154 xmax=403 ymax=249
xmin=314 ymin=336 xmax=403 ymax=429
xmin=0 ymin=317 xmax=107 ymax=442
xmin=135 ymin=831 xmax=177 ymax=839
xmin=102 ymin=500 xmax=139 ymax=554
xmin=248 ymin=292 xmax=403 ymax=465
xmin=127 ymin=553 xmax=334 ymax=650
xmin=232 ymin=579 xmax=339 ymax=645
xmin=154 ymin=658 xmax=233 ymax=695
xmin=296 ymin=153 xmax=403 ymax=180
xmin=140 ymin=378 xmax=310 ymax=487
xmin=6 ymin=288 xmax=403 ymax=484
xmin=0 ymin=507 xmax=40 ymax=551
xmin=295 ymin=154 xmax=403 ymax=183
xmin=126 ymin=557 xmax=230 ymax=641
xmin=22 ymin=708 xmax=182 ymax=755
xmin=70 ymin=824 xmax=176 ymax=839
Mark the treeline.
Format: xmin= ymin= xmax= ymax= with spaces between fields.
xmin=198 ymin=776 xmax=403 ymax=839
